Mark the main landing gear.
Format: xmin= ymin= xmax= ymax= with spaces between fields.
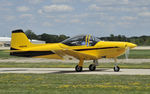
xmin=75 ymin=65 xmax=82 ymax=72
xmin=75 ymin=59 xmax=84 ymax=72
xmin=89 ymin=64 xmax=96 ymax=71
xmin=89 ymin=60 xmax=98 ymax=71
xmin=75 ymin=59 xmax=98 ymax=72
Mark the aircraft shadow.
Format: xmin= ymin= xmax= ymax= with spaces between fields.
xmin=51 ymin=68 xmax=110 ymax=74
xmin=0 ymin=68 xmax=116 ymax=74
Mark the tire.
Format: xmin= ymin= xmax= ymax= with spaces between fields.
xmin=75 ymin=65 xmax=82 ymax=72
xmin=114 ymin=66 xmax=120 ymax=72
xmin=89 ymin=64 xmax=96 ymax=71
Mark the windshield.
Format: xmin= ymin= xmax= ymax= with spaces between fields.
xmin=62 ymin=35 xmax=100 ymax=46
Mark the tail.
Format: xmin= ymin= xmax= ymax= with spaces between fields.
xmin=10 ymin=29 xmax=33 ymax=50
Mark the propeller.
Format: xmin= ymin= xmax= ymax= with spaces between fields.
xmin=124 ymin=42 xmax=137 ymax=60
xmin=125 ymin=47 xmax=130 ymax=60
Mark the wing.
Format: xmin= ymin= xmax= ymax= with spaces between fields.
xmin=53 ymin=49 xmax=98 ymax=60
xmin=9 ymin=48 xmax=98 ymax=60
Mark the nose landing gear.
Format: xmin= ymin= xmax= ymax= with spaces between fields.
xmin=114 ymin=66 xmax=120 ymax=72
xmin=113 ymin=58 xmax=120 ymax=72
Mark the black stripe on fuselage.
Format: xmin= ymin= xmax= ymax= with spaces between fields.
xmin=74 ymin=47 xmax=119 ymax=51
xmin=10 ymin=46 xmax=119 ymax=57
xmin=10 ymin=51 xmax=55 ymax=57
xmin=10 ymin=48 xmax=55 ymax=57
xmin=10 ymin=48 xmax=18 ymax=50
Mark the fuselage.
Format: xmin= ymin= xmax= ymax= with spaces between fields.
xmin=11 ymin=41 xmax=136 ymax=60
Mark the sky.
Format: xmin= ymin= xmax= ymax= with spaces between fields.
xmin=0 ymin=0 xmax=150 ymax=37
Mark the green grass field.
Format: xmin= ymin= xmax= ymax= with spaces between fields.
xmin=0 ymin=50 xmax=19 ymax=59
xmin=0 ymin=74 xmax=150 ymax=94
xmin=119 ymin=50 xmax=150 ymax=59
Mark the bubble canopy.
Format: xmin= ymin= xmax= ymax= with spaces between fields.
xmin=62 ymin=35 xmax=100 ymax=46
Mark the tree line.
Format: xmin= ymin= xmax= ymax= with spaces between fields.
xmin=25 ymin=30 xmax=69 ymax=43
xmin=100 ymin=34 xmax=150 ymax=46
xmin=25 ymin=30 xmax=150 ymax=46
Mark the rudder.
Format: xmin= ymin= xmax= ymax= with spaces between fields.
xmin=11 ymin=29 xmax=33 ymax=50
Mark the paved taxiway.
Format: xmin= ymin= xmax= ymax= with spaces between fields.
xmin=0 ymin=68 xmax=150 ymax=75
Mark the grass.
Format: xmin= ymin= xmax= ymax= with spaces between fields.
xmin=0 ymin=74 xmax=150 ymax=94
xmin=0 ymin=62 xmax=150 ymax=69
xmin=0 ymin=50 xmax=20 ymax=59
xmin=119 ymin=49 xmax=150 ymax=59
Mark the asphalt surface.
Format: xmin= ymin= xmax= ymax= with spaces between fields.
xmin=1 ymin=58 xmax=150 ymax=63
xmin=0 ymin=68 xmax=150 ymax=75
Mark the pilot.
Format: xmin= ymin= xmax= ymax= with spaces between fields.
xmin=81 ymin=41 xmax=86 ymax=45
xmin=81 ymin=36 xmax=86 ymax=45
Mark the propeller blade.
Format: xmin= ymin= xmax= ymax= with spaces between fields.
xmin=125 ymin=47 xmax=130 ymax=60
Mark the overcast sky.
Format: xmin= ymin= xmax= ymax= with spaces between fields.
xmin=0 ymin=0 xmax=150 ymax=37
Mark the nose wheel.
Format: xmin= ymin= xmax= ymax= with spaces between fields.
xmin=114 ymin=66 xmax=120 ymax=72
xmin=89 ymin=64 xmax=96 ymax=71
xmin=113 ymin=58 xmax=120 ymax=72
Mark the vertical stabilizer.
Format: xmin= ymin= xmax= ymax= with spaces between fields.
xmin=11 ymin=29 xmax=33 ymax=50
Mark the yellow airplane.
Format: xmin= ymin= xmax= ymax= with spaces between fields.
xmin=10 ymin=29 xmax=137 ymax=72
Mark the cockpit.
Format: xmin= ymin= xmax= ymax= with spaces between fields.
xmin=62 ymin=35 xmax=100 ymax=46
